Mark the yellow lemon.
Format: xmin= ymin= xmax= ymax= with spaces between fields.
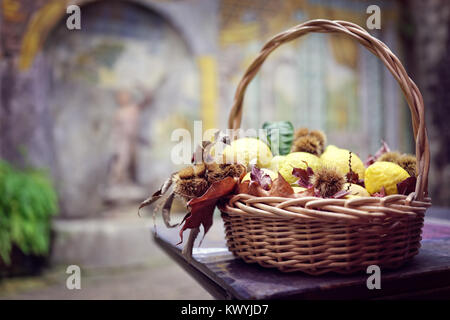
xmin=293 ymin=186 xmax=307 ymax=193
xmin=279 ymin=152 xmax=321 ymax=184
xmin=242 ymin=168 xmax=278 ymax=182
xmin=320 ymin=145 xmax=365 ymax=179
xmin=222 ymin=138 xmax=273 ymax=168
xmin=267 ymin=155 xmax=286 ymax=172
xmin=343 ymin=183 xmax=370 ymax=198
xmin=365 ymin=161 xmax=410 ymax=195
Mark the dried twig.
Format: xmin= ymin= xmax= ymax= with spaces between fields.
xmin=181 ymin=227 xmax=200 ymax=262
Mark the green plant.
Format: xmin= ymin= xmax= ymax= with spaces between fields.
xmin=0 ymin=159 xmax=58 ymax=265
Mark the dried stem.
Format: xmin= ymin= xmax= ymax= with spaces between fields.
xmin=182 ymin=227 xmax=200 ymax=262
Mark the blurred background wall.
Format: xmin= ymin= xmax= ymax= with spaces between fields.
xmin=401 ymin=0 xmax=450 ymax=208
xmin=0 ymin=0 xmax=449 ymax=221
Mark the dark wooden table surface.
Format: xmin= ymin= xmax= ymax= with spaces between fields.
xmin=154 ymin=207 xmax=450 ymax=300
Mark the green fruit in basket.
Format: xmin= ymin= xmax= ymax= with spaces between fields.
xmin=279 ymin=152 xmax=322 ymax=184
xmin=242 ymin=168 xmax=278 ymax=182
xmin=320 ymin=145 xmax=365 ymax=179
xmin=365 ymin=161 xmax=410 ymax=195
xmin=222 ymin=138 xmax=273 ymax=168
xmin=267 ymin=155 xmax=286 ymax=172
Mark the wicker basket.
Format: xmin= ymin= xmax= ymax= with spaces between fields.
xmin=220 ymin=19 xmax=432 ymax=275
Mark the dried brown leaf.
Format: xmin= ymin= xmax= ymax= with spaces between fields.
xmin=269 ymin=173 xmax=294 ymax=197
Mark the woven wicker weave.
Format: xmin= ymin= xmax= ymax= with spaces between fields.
xmin=220 ymin=19 xmax=431 ymax=275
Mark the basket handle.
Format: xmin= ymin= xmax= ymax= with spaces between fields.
xmin=227 ymin=19 xmax=430 ymax=200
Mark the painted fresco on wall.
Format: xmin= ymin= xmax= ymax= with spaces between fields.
xmin=218 ymin=0 xmax=408 ymax=158
xmin=44 ymin=1 xmax=199 ymax=217
xmin=2 ymin=0 xmax=413 ymax=216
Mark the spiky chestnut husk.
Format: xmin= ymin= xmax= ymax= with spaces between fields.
xmin=178 ymin=163 xmax=206 ymax=179
xmin=291 ymin=128 xmax=327 ymax=155
xmin=205 ymin=162 xmax=220 ymax=172
xmin=173 ymin=175 xmax=209 ymax=199
xmin=294 ymin=128 xmax=310 ymax=139
xmin=206 ymin=163 xmax=245 ymax=184
xmin=291 ymin=135 xmax=322 ymax=156
xmin=193 ymin=163 xmax=206 ymax=177
xmin=178 ymin=166 xmax=194 ymax=179
xmin=225 ymin=163 xmax=246 ymax=179
xmin=397 ymin=154 xmax=417 ymax=177
xmin=311 ymin=166 xmax=345 ymax=198
xmin=377 ymin=151 xmax=402 ymax=164
xmin=309 ymin=130 xmax=326 ymax=149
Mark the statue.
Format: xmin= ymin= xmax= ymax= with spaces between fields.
xmin=109 ymin=89 xmax=149 ymax=185
xmin=107 ymin=77 xmax=166 ymax=189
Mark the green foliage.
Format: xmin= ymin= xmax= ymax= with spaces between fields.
xmin=0 ymin=160 xmax=58 ymax=265
xmin=262 ymin=121 xmax=294 ymax=156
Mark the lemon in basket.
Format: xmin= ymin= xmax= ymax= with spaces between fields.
xmin=279 ymin=152 xmax=322 ymax=184
xmin=343 ymin=183 xmax=370 ymax=199
xmin=364 ymin=161 xmax=410 ymax=195
xmin=293 ymin=186 xmax=307 ymax=193
xmin=242 ymin=168 xmax=278 ymax=182
xmin=222 ymin=138 xmax=273 ymax=168
xmin=320 ymin=145 xmax=365 ymax=179
xmin=267 ymin=155 xmax=286 ymax=172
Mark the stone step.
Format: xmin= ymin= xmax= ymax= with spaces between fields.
xmin=50 ymin=205 xmax=227 ymax=269
xmin=51 ymin=214 xmax=159 ymax=269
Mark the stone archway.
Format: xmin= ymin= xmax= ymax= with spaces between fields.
xmin=42 ymin=0 xmax=200 ymax=218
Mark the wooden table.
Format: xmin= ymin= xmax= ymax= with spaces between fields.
xmin=154 ymin=208 xmax=450 ymax=300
